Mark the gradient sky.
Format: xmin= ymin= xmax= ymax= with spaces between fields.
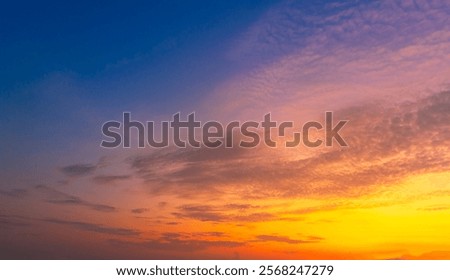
xmin=1 ymin=0 xmax=450 ymax=259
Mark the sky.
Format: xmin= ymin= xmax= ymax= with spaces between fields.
xmin=0 ymin=0 xmax=449 ymax=259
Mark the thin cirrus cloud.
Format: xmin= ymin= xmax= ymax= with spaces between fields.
xmin=210 ymin=0 xmax=450 ymax=119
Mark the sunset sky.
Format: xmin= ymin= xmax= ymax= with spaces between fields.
xmin=1 ymin=0 xmax=450 ymax=259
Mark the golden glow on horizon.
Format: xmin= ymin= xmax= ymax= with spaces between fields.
xmin=100 ymin=171 xmax=450 ymax=259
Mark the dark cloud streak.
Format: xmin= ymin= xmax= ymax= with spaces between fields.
xmin=60 ymin=164 xmax=96 ymax=177
xmin=35 ymin=185 xmax=116 ymax=212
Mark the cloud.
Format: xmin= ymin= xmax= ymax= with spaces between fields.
xmin=121 ymin=90 xmax=450 ymax=204
xmin=158 ymin=202 xmax=168 ymax=208
xmin=172 ymin=205 xmax=226 ymax=222
xmin=92 ymin=175 xmax=131 ymax=184
xmin=131 ymin=208 xmax=149 ymax=214
xmin=172 ymin=204 xmax=279 ymax=223
xmin=233 ymin=0 xmax=450 ymax=56
xmin=35 ymin=185 xmax=116 ymax=212
xmin=118 ymin=1 xmax=450 ymax=205
xmin=43 ymin=218 xmax=140 ymax=236
xmin=391 ymin=251 xmax=450 ymax=260
xmin=223 ymin=204 xmax=260 ymax=210
xmin=0 ymin=213 xmax=138 ymax=238
xmin=0 ymin=188 xmax=28 ymax=198
xmin=213 ymin=0 xmax=450 ymax=120
xmin=60 ymin=164 xmax=96 ymax=177
xmin=191 ymin=232 xmax=226 ymax=238
xmin=110 ymin=233 xmax=244 ymax=255
xmin=129 ymin=145 xmax=262 ymax=197
xmin=255 ymin=235 xmax=320 ymax=244
xmin=0 ymin=214 xmax=31 ymax=228
xmin=418 ymin=205 xmax=450 ymax=211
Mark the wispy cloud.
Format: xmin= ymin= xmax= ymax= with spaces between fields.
xmin=127 ymin=91 xmax=450 ymax=201
xmin=60 ymin=164 xmax=96 ymax=177
xmin=0 ymin=188 xmax=28 ymax=198
xmin=43 ymin=218 xmax=140 ymax=236
xmin=417 ymin=205 xmax=450 ymax=211
xmin=172 ymin=204 xmax=279 ymax=223
xmin=35 ymin=185 xmax=116 ymax=212
xmin=110 ymin=232 xmax=244 ymax=255
xmin=215 ymin=0 xmax=450 ymax=119
xmin=0 ymin=214 xmax=31 ymax=228
xmin=92 ymin=175 xmax=131 ymax=185
xmin=131 ymin=208 xmax=149 ymax=214
xmin=254 ymin=235 xmax=320 ymax=244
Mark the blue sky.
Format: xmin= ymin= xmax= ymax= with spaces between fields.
xmin=0 ymin=0 xmax=275 ymax=174
xmin=0 ymin=1 xmax=273 ymax=92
